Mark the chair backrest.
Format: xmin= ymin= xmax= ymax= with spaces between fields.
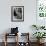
xmin=11 ymin=27 xmax=18 ymax=34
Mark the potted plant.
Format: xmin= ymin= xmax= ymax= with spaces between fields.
xmin=33 ymin=32 xmax=46 ymax=43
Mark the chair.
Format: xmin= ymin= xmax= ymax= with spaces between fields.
xmin=4 ymin=33 xmax=18 ymax=46
xmin=18 ymin=33 xmax=30 ymax=46
xmin=4 ymin=27 xmax=19 ymax=46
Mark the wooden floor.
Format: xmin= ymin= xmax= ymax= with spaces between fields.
xmin=0 ymin=42 xmax=46 ymax=46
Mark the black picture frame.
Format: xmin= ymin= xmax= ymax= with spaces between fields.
xmin=11 ymin=6 xmax=24 ymax=22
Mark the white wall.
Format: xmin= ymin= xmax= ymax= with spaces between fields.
xmin=0 ymin=0 xmax=37 ymax=42
xmin=0 ymin=0 xmax=36 ymax=33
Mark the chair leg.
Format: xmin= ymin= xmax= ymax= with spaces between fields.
xmin=4 ymin=41 xmax=7 ymax=46
xmin=4 ymin=33 xmax=7 ymax=46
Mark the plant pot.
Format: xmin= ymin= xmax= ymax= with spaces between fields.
xmin=37 ymin=39 xmax=45 ymax=44
xmin=40 ymin=38 xmax=45 ymax=43
xmin=37 ymin=39 xmax=40 ymax=43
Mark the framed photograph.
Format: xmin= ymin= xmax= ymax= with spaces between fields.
xmin=11 ymin=6 xmax=24 ymax=22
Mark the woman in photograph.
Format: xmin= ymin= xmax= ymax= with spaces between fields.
xmin=14 ymin=8 xmax=22 ymax=19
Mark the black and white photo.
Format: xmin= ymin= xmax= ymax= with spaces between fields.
xmin=11 ymin=6 xmax=24 ymax=22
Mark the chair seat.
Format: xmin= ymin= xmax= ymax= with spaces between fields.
xmin=6 ymin=33 xmax=17 ymax=36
